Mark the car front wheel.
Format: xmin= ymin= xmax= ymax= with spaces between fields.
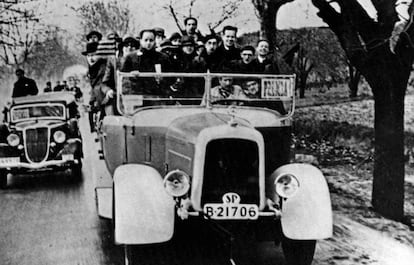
xmin=281 ymin=237 xmax=316 ymax=265
xmin=0 ymin=169 xmax=8 ymax=189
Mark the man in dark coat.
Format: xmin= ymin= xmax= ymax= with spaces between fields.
xmin=181 ymin=17 xmax=204 ymax=42
xmin=12 ymin=69 xmax=38 ymax=98
xmin=215 ymin=26 xmax=241 ymax=67
xmin=230 ymin=45 xmax=255 ymax=73
xmin=199 ymin=34 xmax=221 ymax=72
xmin=250 ymin=39 xmax=280 ymax=74
xmin=121 ymin=29 xmax=171 ymax=95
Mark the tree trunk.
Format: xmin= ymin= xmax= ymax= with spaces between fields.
xmin=371 ymin=82 xmax=405 ymax=220
xmin=367 ymin=52 xmax=409 ymax=221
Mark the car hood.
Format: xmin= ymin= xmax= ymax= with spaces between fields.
xmin=13 ymin=120 xmax=66 ymax=130
xmin=166 ymin=112 xmax=251 ymax=143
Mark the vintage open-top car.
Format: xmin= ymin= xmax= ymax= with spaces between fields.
xmin=0 ymin=92 xmax=83 ymax=188
xmin=95 ymin=72 xmax=332 ymax=265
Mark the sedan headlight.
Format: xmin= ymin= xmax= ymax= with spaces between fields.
xmin=163 ymin=169 xmax=190 ymax=197
xmin=7 ymin=133 xmax=20 ymax=147
xmin=275 ymin=173 xmax=300 ymax=198
xmin=53 ymin=130 xmax=66 ymax=143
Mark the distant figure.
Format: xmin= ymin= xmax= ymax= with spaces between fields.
xmin=62 ymin=80 xmax=69 ymax=91
xmin=53 ymin=81 xmax=63 ymax=91
xmin=12 ymin=69 xmax=38 ymax=98
xmin=43 ymin=81 xmax=52 ymax=93
xmin=68 ymin=79 xmax=83 ymax=100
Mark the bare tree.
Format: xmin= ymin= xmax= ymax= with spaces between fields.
xmin=252 ymin=0 xmax=294 ymax=53
xmin=0 ymin=0 xmax=41 ymax=66
xmin=310 ymin=0 xmax=414 ymax=220
xmin=71 ymin=0 xmax=132 ymax=38
xmin=162 ymin=0 xmax=243 ymax=34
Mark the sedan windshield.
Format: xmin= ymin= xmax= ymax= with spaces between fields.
xmin=11 ymin=104 xmax=65 ymax=122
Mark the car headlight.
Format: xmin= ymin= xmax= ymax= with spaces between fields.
xmin=53 ymin=130 xmax=66 ymax=143
xmin=163 ymin=169 xmax=191 ymax=197
xmin=275 ymin=173 xmax=300 ymax=198
xmin=7 ymin=133 xmax=20 ymax=147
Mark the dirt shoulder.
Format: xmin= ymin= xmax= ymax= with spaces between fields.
xmin=294 ymin=93 xmax=414 ymax=264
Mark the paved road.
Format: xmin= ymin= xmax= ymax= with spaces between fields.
xmin=0 ymin=116 xmax=123 ymax=265
xmin=0 ymin=115 xmax=286 ymax=265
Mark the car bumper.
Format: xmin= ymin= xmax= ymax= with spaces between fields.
xmin=0 ymin=157 xmax=79 ymax=170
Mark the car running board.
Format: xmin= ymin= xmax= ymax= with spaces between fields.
xmin=95 ymin=186 xmax=113 ymax=219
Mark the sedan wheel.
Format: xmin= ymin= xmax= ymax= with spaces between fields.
xmin=281 ymin=237 xmax=316 ymax=265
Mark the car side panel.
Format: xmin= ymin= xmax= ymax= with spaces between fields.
xmin=102 ymin=116 xmax=131 ymax=175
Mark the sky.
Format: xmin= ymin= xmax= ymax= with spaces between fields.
xmin=44 ymin=0 xmax=331 ymax=38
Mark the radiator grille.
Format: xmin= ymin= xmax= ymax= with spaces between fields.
xmin=25 ymin=128 xmax=49 ymax=162
xmin=201 ymin=139 xmax=260 ymax=205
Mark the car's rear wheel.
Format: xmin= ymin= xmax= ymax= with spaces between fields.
xmin=0 ymin=169 xmax=8 ymax=189
xmin=281 ymin=237 xmax=316 ymax=265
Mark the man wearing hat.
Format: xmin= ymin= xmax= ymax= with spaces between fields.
xmin=169 ymin=32 xmax=182 ymax=46
xmin=82 ymin=42 xmax=112 ymax=132
xmin=199 ymin=34 xmax=221 ymax=72
xmin=86 ymin=30 xmax=103 ymax=43
xmin=12 ymin=69 xmax=38 ymax=98
xmin=153 ymin=27 xmax=166 ymax=51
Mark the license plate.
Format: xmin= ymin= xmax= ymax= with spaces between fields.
xmin=0 ymin=157 xmax=20 ymax=166
xmin=62 ymin=154 xmax=74 ymax=161
xmin=203 ymin=203 xmax=259 ymax=220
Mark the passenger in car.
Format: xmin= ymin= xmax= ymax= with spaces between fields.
xmin=121 ymin=29 xmax=171 ymax=95
xmin=12 ymin=69 xmax=38 ymax=98
xmin=208 ymin=76 xmax=247 ymax=102
xmin=181 ymin=17 xmax=204 ymax=42
xmin=250 ymin=39 xmax=280 ymax=74
xmin=242 ymin=79 xmax=261 ymax=98
xmin=199 ymin=34 xmax=221 ymax=72
xmin=169 ymin=32 xmax=182 ymax=46
xmin=154 ymin=27 xmax=166 ymax=52
xmin=121 ymin=29 xmax=171 ymax=73
xmin=215 ymin=26 xmax=241 ymax=66
xmin=229 ymin=45 xmax=255 ymax=73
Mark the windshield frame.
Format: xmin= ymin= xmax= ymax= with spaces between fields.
xmin=10 ymin=102 xmax=67 ymax=123
xmin=116 ymin=71 xmax=296 ymax=117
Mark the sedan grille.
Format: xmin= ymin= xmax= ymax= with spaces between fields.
xmin=201 ymin=139 xmax=260 ymax=205
xmin=25 ymin=128 xmax=49 ymax=162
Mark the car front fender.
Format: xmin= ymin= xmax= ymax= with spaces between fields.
xmin=272 ymin=163 xmax=333 ymax=240
xmin=113 ymin=164 xmax=175 ymax=245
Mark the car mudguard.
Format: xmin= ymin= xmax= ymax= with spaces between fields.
xmin=113 ymin=164 xmax=175 ymax=245
xmin=271 ymin=163 xmax=333 ymax=240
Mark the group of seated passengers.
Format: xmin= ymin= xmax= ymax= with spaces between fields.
xmin=81 ymin=17 xmax=280 ymax=115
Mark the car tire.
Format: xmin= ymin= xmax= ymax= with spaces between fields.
xmin=0 ymin=169 xmax=7 ymax=189
xmin=281 ymin=237 xmax=316 ymax=265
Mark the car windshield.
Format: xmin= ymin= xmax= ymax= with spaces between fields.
xmin=10 ymin=104 xmax=65 ymax=122
xmin=117 ymin=72 xmax=295 ymax=116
